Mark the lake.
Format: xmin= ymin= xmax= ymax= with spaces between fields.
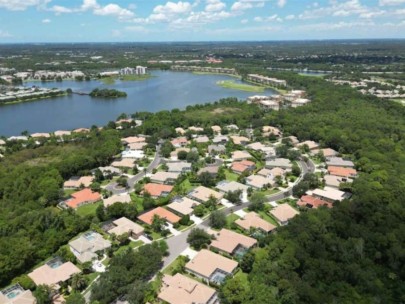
xmin=0 ymin=71 xmax=276 ymax=136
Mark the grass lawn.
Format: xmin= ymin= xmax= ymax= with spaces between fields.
xmin=176 ymin=178 xmax=198 ymax=195
xmin=130 ymin=193 xmax=144 ymax=212
xmin=259 ymin=188 xmax=280 ymax=196
xmin=102 ymin=257 xmax=110 ymax=266
xmin=119 ymin=74 xmax=153 ymax=81
xmin=76 ymin=201 xmax=102 ymax=217
xmin=85 ymin=272 xmax=99 ymax=284
xmin=226 ymin=213 xmax=240 ymax=228
xmin=99 ymin=77 xmax=115 ymax=85
xmin=225 ymin=170 xmax=239 ymax=182
xmin=258 ymin=210 xmax=279 ymax=227
xmin=163 ymin=256 xmax=184 ymax=275
xmin=114 ymin=240 xmax=144 ymax=256
xmin=63 ymin=189 xmax=76 ymax=197
xmin=217 ymin=80 xmax=265 ymax=92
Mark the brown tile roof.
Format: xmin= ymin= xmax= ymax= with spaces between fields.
xmin=188 ymin=186 xmax=223 ymax=203
xmin=270 ymin=204 xmax=299 ymax=223
xmin=185 ymin=249 xmax=238 ymax=278
xmin=327 ymin=166 xmax=357 ymax=178
xmin=138 ymin=207 xmax=180 ymax=225
xmin=143 ymin=183 xmax=173 ymax=197
xmin=210 ymin=229 xmax=257 ymax=255
xmin=109 ymin=217 xmax=144 ymax=236
xmin=66 ymin=189 xmax=101 ymax=209
xmin=297 ymin=195 xmax=332 ymax=209
xmin=121 ymin=136 xmax=145 ymax=144
xmin=158 ymin=274 xmax=217 ymax=304
xmin=63 ymin=176 xmax=94 ymax=188
xmin=28 ymin=262 xmax=80 ymax=287
xmin=235 ymin=212 xmax=276 ymax=233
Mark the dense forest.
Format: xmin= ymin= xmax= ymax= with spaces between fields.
xmin=0 ymin=130 xmax=121 ymax=286
xmin=89 ymin=88 xmax=127 ymax=98
xmin=218 ymin=74 xmax=405 ymax=303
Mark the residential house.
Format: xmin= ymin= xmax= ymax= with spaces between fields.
xmin=230 ymin=136 xmax=250 ymax=145
xmin=31 ymin=132 xmax=51 ymax=138
xmin=311 ymin=187 xmax=351 ymax=203
xmin=265 ymin=158 xmax=292 ymax=170
xmin=137 ymin=207 xmax=180 ymax=225
xmin=0 ymin=284 xmax=36 ymax=304
xmin=231 ymin=160 xmax=256 ymax=175
xmin=127 ymin=142 xmax=147 ymax=150
xmin=143 ymin=183 xmax=173 ymax=198
xmin=170 ymin=137 xmax=188 ymax=148
xmin=208 ymin=144 xmax=226 ymax=154
xmin=72 ymin=128 xmax=89 ymax=133
xmin=54 ymin=130 xmax=71 ymax=137
xmin=0 ymin=139 xmax=5 ymax=146
xmin=212 ymin=135 xmax=228 ymax=144
xmin=98 ymin=166 xmax=121 ymax=177
xmin=175 ymin=127 xmax=186 ymax=135
xmin=188 ymin=186 xmax=223 ymax=203
xmin=231 ymin=150 xmax=251 ymax=161
xmin=327 ymin=166 xmax=358 ymax=178
xmin=216 ymin=181 xmax=249 ymax=194
xmin=235 ymin=212 xmax=276 ymax=233
xmin=188 ymin=126 xmax=204 ymax=133
xmin=158 ymin=274 xmax=218 ymax=304
xmin=69 ymin=231 xmax=111 ymax=263
xmin=326 ymin=157 xmax=355 ymax=168
xmin=170 ymin=147 xmax=190 ymax=159
xmin=194 ymin=136 xmax=210 ymax=144
xmin=167 ymin=161 xmax=192 ymax=173
xmin=246 ymin=174 xmax=273 ymax=189
xmin=64 ymin=188 xmax=101 ymax=209
xmin=167 ymin=197 xmax=200 ymax=216
xmin=121 ymin=136 xmax=145 ymax=145
xmin=198 ymin=165 xmax=220 ymax=177
xmin=122 ymin=149 xmax=145 ymax=159
xmin=63 ymin=176 xmax=94 ymax=189
xmin=270 ymin=204 xmax=299 ymax=225
xmin=111 ymin=158 xmax=135 ymax=168
xmin=297 ymin=140 xmax=319 ymax=151
xmin=297 ymin=195 xmax=332 ymax=209
xmin=150 ymin=172 xmax=180 ymax=185
xmin=311 ymin=148 xmax=338 ymax=158
xmin=185 ymin=250 xmax=238 ymax=284
xmin=103 ymin=194 xmax=131 ymax=207
xmin=210 ymin=229 xmax=257 ymax=256
xmin=211 ymin=125 xmax=221 ymax=134
xmin=28 ymin=258 xmax=80 ymax=287
xmin=262 ymin=125 xmax=281 ymax=137
xmin=286 ymin=136 xmax=299 ymax=146
xmin=226 ymin=124 xmax=239 ymax=131
xmin=7 ymin=136 xmax=28 ymax=141
xmin=108 ymin=217 xmax=145 ymax=239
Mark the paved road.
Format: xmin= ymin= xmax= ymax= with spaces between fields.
xmin=162 ymin=159 xmax=314 ymax=269
xmin=104 ymin=145 xmax=161 ymax=194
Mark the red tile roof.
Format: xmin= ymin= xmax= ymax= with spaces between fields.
xmin=143 ymin=183 xmax=173 ymax=197
xmin=328 ymin=166 xmax=357 ymax=178
xmin=298 ymin=195 xmax=332 ymax=209
xmin=138 ymin=207 xmax=181 ymax=225
xmin=66 ymin=188 xmax=101 ymax=209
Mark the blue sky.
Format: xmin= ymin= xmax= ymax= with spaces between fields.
xmin=0 ymin=0 xmax=404 ymax=42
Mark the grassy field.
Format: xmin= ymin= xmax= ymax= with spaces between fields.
xmin=193 ymin=71 xmax=241 ymax=79
xmin=225 ymin=170 xmax=239 ymax=182
xmin=99 ymin=74 xmax=153 ymax=85
xmin=114 ymin=240 xmax=144 ymax=255
xmin=226 ymin=213 xmax=240 ymax=228
xmin=258 ymin=210 xmax=279 ymax=227
xmin=217 ymin=80 xmax=265 ymax=92
xmin=76 ymin=201 xmax=103 ymax=217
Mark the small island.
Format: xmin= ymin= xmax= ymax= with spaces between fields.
xmin=89 ymin=88 xmax=127 ymax=98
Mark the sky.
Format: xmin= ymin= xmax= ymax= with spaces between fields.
xmin=0 ymin=0 xmax=404 ymax=42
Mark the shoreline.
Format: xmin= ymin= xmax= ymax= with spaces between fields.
xmin=0 ymin=92 xmax=68 ymax=106
xmin=216 ymin=80 xmax=265 ymax=93
xmin=192 ymin=71 xmax=241 ymax=79
xmin=243 ymin=79 xmax=287 ymax=94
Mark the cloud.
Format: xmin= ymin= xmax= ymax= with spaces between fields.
xmin=148 ymin=1 xmax=192 ymax=22
xmin=231 ymin=1 xmax=253 ymax=11
xmin=42 ymin=18 xmax=51 ymax=23
xmin=241 ymin=18 xmax=248 ymax=23
xmin=285 ymin=14 xmax=295 ymax=20
xmin=379 ymin=0 xmax=405 ymax=5
xmin=0 ymin=0 xmax=49 ymax=11
xmin=205 ymin=0 xmax=226 ymax=12
xmin=0 ymin=30 xmax=12 ymax=37
xmin=94 ymin=4 xmax=134 ymax=19
xmin=277 ymin=0 xmax=286 ymax=8
xmin=254 ymin=14 xmax=282 ymax=22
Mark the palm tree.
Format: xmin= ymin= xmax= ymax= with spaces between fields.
xmin=71 ymin=273 xmax=88 ymax=291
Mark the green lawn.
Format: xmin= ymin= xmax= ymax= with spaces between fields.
xmin=63 ymin=189 xmax=76 ymax=197
xmin=163 ymin=256 xmax=185 ymax=275
xmin=130 ymin=193 xmax=144 ymax=212
xmin=217 ymin=80 xmax=265 ymax=92
xmin=114 ymin=240 xmax=144 ymax=255
xmin=76 ymin=201 xmax=102 ymax=217
xmin=85 ymin=272 xmax=99 ymax=284
xmin=258 ymin=188 xmax=280 ymax=196
xmin=226 ymin=213 xmax=240 ymax=228
xmin=258 ymin=210 xmax=279 ymax=227
xmin=119 ymin=74 xmax=153 ymax=81
xmin=225 ymin=170 xmax=239 ymax=182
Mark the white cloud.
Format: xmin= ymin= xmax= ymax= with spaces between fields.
xmin=149 ymin=1 xmax=192 ymax=22
xmin=50 ymin=5 xmax=74 ymax=14
xmin=254 ymin=16 xmax=263 ymax=22
xmin=241 ymin=18 xmax=249 ymax=23
xmin=94 ymin=4 xmax=134 ymax=19
xmin=42 ymin=18 xmax=51 ymax=23
xmin=379 ymin=0 xmax=405 ymax=5
xmin=0 ymin=30 xmax=12 ymax=37
xmin=285 ymin=14 xmax=295 ymax=20
xmin=231 ymin=1 xmax=253 ymax=11
xmin=0 ymin=0 xmax=50 ymax=11
xmin=205 ymin=0 xmax=226 ymax=12
xmin=277 ymin=0 xmax=286 ymax=8
xmin=254 ymin=14 xmax=282 ymax=22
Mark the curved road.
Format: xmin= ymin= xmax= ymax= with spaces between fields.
xmin=162 ymin=159 xmax=315 ymax=269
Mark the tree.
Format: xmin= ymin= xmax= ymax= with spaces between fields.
xmin=292 ymin=181 xmax=309 ymax=197
xmin=94 ymin=168 xmax=104 ymax=182
xmin=117 ymin=176 xmax=129 ymax=188
xmin=219 ymin=277 xmax=249 ymax=304
xmin=151 ymin=215 xmax=165 ymax=232
xmin=71 ymin=273 xmax=88 ymax=291
xmin=187 ymin=228 xmax=211 ymax=250
xmin=248 ymin=192 xmax=266 ymax=211
xmin=209 ymin=210 xmax=226 ymax=229
xmin=199 ymin=171 xmax=215 ymax=187
xmin=177 ymin=150 xmax=188 ymax=160
xmin=65 ymin=292 xmax=85 ymax=304
xmin=33 ymin=285 xmax=52 ymax=304
xmin=186 ymin=151 xmax=200 ymax=163
xmin=291 ymin=164 xmax=301 ymax=177
xmin=225 ymin=190 xmax=242 ymax=205
xmin=179 ymin=214 xmax=191 ymax=226
xmin=12 ymin=275 xmax=35 ymax=290
xmin=204 ymin=195 xmax=218 ymax=211
xmin=126 ymin=280 xmax=149 ymax=304
xmin=160 ymin=140 xmax=174 ymax=158
xmin=240 ymin=250 xmax=255 ymax=273
xmin=96 ymin=204 xmax=106 ymax=221
xmin=193 ymin=204 xmax=205 ymax=217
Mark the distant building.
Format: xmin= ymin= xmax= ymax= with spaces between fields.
xmin=119 ymin=66 xmax=147 ymax=75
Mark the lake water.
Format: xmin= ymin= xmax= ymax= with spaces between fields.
xmin=0 ymin=71 xmax=275 ymax=136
